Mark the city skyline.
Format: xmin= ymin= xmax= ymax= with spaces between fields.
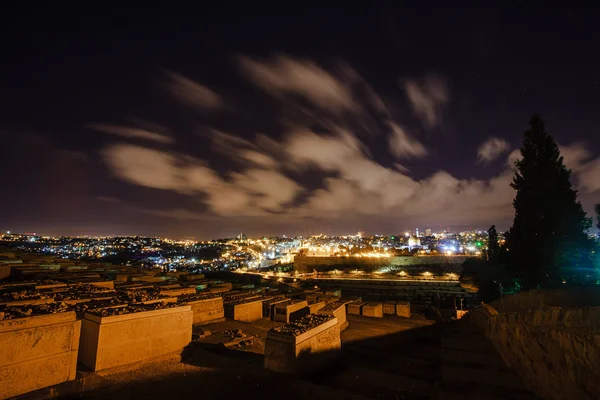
xmin=2 ymin=6 xmax=600 ymax=237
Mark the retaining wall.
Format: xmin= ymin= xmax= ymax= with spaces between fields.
xmin=467 ymin=288 xmax=600 ymax=400
xmin=0 ymin=312 xmax=81 ymax=399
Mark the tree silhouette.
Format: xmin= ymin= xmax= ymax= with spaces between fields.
xmin=508 ymin=115 xmax=592 ymax=288
xmin=487 ymin=225 xmax=500 ymax=262
xmin=595 ymin=204 xmax=600 ymax=231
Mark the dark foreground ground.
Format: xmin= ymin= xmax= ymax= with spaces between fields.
xmin=21 ymin=314 xmax=538 ymax=400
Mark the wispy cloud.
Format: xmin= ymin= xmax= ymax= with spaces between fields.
xmin=238 ymin=55 xmax=356 ymax=113
xmin=165 ymin=71 xmax=222 ymax=109
xmin=477 ymin=137 xmax=511 ymax=162
xmin=88 ymin=124 xmax=174 ymax=144
xmin=388 ymin=122 xmax=427 ymax=158
xmin=403 ymin=74 xmax=449 ymax=128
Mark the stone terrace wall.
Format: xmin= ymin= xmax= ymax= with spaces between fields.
xmin=467 ymin=288 xmax=600 ymax=400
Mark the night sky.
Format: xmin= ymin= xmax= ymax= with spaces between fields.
xmin=2 ymin=5 xmax=600 ymax=239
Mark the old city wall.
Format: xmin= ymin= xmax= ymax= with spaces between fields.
xmin=294 ymin=256 xmax=469 ymax=273
xmin=467 ymin=288 xmax=600 ymax=400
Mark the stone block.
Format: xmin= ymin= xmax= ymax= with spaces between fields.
xmin=78 ymin=306 xmax=192 ymax=371
xmin=273 ymin=300 xmax=309 ymax=323
xmin=347 ymin=301 xmax=363 ymax=315
xmin=187 ymin=297 xmax=224 ymax=324
xmin=383 ymin=300 xmax=397 ymax=314
xmin=264 ymin=317 xmax=341 ymax=375
xmin=0 ymin=312 xmax=81 ymax=399
xmin=362 ymin=302 xmax=383 ymax=318
xmin=224 ymin=299 xmax=263 ymax=322
xmin=396 ymin=301 xmax=411 ymax=318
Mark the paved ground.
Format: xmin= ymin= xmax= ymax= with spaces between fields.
xmin=24 ymin=314 xmax=539 ymax=400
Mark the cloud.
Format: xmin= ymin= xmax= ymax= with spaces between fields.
xmin=477 ymin=137 xmax=511 ymax=162
xmin=238 ymin=55 xmax=356 ymax=113
xmin=403 ymin=74 xmax=449 ymax=128
xmin=87 ymin=124 xmax=174 ymax=144
xmin=101 ymin=56 xmax=600 ymax=232
xmin=165 ymin=71 xmax=222 ymax=109
xmin=388 ymin=122 xmax=427 ymax=158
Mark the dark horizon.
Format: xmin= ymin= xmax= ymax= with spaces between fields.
xmin=2 ymin=5 xmax=600 ymax=238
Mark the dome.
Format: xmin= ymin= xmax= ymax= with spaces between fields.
xmin=408 ymin=235 xmax=421 ymax=248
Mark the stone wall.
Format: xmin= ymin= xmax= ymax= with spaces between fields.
xmin=79 ymin=306 xmax=192 ymax=371
xmin=467 ymin=288 xmax=600 ymax=400
xmin=0 ymin=312 xmax=81 ymax=399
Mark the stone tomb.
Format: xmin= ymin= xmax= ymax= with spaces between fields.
xmin=273 ymin=299 xmax=309 ymax=323
xmin=264 ymin=298 xmax=291 ymax=320
xmin=187 ymin=297 xmax=225 ymax=324
xmin=309 ymin=301 xmax=325 ymax=314
xmin=383 ymin=300 xmax=397 ymax=315
xmin=78 ymin=306 xmax=192 ymax=371
xmin=396 ymin=301 xmax=411 ymax=318
xmin=0 ymin=312 xmax=81 ymax=399
xmin=347 ymin=301 xmax=363 ymax=315
xmin=318 ymin=301 xmax=350 ymax=331
xmin=159 ymin=287 xmax=196 ymax=296
xmin=224 ymin=298 xmax=264 ymax=322
xmin=264 ymin=316 xmax=341 ymax=375
xmin=362 ymin=302 xmax=383 ymax=318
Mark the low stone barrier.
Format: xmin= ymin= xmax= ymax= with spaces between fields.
xmin=78 ymin=305 xmax=192 ymax=371
xmin=362 ymin=302 xmax=383 ymax=317
xmin=0 ymin=312 xmax=81 ymax=399
xmin=467 ymin=289 xmax=600 ymax=400
xmin=264 ymin=314 xmax=341 ymax=375
xmin=224 ymin=298 xmax=263 ymax=322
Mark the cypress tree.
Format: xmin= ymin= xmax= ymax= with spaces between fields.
xmin=487 ymin=225 xmax=500 ymax=262
xmin=509 ymin=115 xmax=592 ymax=288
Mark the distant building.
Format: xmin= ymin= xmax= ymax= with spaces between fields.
xmin=425 ymin=228 xmax=432 ymax=236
